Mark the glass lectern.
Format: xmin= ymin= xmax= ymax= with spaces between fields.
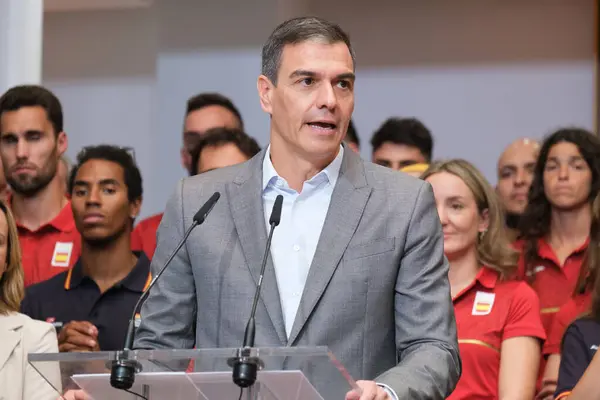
xmin=29 ymin=346 xmax=358 ymax=400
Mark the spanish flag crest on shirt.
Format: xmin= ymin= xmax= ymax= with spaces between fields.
xmin=472 ymin=291 xmax=495 ymax=316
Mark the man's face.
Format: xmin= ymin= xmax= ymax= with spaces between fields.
xmin=181 ymin=105 xmax=242 ymax=172
xmin=496 ymin=140 xmax=539 ymax=215
xmin=71 ymin=159 xmax=140 ymax=245
xmin=196 ymin=143 xmax=250 ymax=174
xmin=372 ymin=142 xmax=426 ymax=171
xmin=257 ymin=40 xmax=355 ymax=164
xmin=0 ymin=106 xmax=67 ymax=197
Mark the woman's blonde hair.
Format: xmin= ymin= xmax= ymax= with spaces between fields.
xmin=422 ymin=159 xmax=519 ymax=278
xmin=0 ymin=201 xmax=24 ymax=314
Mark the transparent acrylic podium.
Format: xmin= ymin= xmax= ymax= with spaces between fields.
xmin=29 ymin=346 xmax=358 ymax=400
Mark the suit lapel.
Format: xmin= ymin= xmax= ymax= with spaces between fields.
xmin=0 ymin=314 xmax=23 ymax=370
xmin=287 ymin=149 xmax=372 ymax=345
xmin=227 ymin=150 xmax=287 ymax=344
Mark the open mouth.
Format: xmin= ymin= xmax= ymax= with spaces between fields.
xmin=308 ymin=121 xmax=337 ymax=131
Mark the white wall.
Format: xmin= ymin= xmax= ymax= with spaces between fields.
xmin=314 ymin=0 xmax=596 ymax=179
xmin=42 ymin=0 xmax=597 ymax=219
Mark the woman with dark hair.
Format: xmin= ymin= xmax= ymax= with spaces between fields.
xmin=515 ymin=128 xmax=600 ymax=399
xmin=518 ymin=127 xmax=600 ymax=330
xmin=553 ymin=268 xmax=600 ymax=399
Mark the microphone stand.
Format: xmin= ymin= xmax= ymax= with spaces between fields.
xmin=227 ymin=195 xmax=283 ymax=389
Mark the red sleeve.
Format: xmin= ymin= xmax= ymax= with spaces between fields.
xmin=544 ymin=300 xmax=578 ymax=356
xmin=503 ymin=282 xmax=546 ymax=341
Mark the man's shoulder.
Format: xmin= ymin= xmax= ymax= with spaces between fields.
xmin=25 ymin=270 xmax=69 ymax=298
xmin=361 ymin=160 xmax=427 ymax=196
xmin=183 ymin=157 xmax=256 ymax=190
xmin=136 ymin=213 xmax=163 ymax=230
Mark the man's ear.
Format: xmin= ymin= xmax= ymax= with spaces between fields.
xmin=56 ymin=131 xmax=68 ymax=156
xmin=130 ymin=197 xmax=142 ymax=220
xmin=257 ymin=75 xmax=275 ymax=114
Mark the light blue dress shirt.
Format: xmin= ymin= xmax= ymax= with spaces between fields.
xmin=262 ymin=145 xmax=344 ymax=338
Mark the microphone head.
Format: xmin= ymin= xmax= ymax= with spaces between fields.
xmin=269 ymin=195 xmax=283 ymax=226
xmin=193 ymin=192 xmax=221 ymax=224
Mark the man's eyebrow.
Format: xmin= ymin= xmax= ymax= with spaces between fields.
xmin=289 ymin=70 xmax=317 ymax=79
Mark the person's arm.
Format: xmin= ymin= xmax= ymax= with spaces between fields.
xmin=498 ymin=283 xmax=545 ymax=399
xmin=499 ymin=337 xmax=541 ymax=399
xmin=375 ymin=181 xmax=461 ymax=400
xmin=538 ymin=355 xmax=561 ymax=400
xmin=538 ymin=311 xmax=569 ymax=400
xmin=560 ymin=350 xmax=600 ymax=399
xmin=134 ymin=179 xmax=197 ymax=350
xmin=23 ymin=321 xmax=61 ymax=400
xmin=554 ymin=322 xmax=593 ymax=399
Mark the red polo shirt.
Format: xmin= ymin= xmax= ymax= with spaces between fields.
xmin=543 ymin=292 xmax=592 ymax=356
xmin=16 ymin=201 xmax=81 ymax=287
xmin=515 ymin=238 xmax=588 ymax=333
xmin=131 ymin=213 xmax=162 ymax=259
xmin=447 ymin=267 xmax=546 ymax=400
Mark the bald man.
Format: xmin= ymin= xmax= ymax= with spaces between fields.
xmin=496 ymin=138 xmax=540 ymax=239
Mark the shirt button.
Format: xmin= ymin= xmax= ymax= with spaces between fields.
xmin=293 ymin=245 xmax=300 ymax=252
xmin=293 ymin=292 xmax=301 ymax=297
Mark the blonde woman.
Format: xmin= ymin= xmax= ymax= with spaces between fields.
xmin=422 ymin=160 xmax=545 ymax=399
xmin=0 ymin=201 xmax=59 ymax=400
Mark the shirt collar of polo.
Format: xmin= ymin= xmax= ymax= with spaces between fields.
xmin=452 ymin=266 xmax=499 ymax=302
xmin=536 ymin=237 xmax=589 ymax=264
xmin=64 ymin=251 xmax=151 ymax=292
xmin=9 ymin=194 xmax=76 ymax=233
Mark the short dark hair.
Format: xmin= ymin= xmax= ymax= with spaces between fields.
xmin=0 ymin=85 xmax=63 ymax=135
xmin=186 ymin=93 xmax=244 ymax=129
xmin=370 ymin=117 xmax=433 ymax=161
xmin=344 ymin=119 xmax=360 ymax=148
xmin=190 ymin=128 xmax=261 ymax=176
xmin=68 ymin=145 xmax=143 ymax=202
xmin=262 ymin=16 xmax=356 ymax=85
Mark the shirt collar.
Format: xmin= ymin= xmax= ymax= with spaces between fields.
xmin=11 ymin=197 xmax=76 ymax=233
xmin=262 ymin=145 xmax=344 ymax=192
xmin=452 ymin=266 xmax=499 ymax=302
xmin=537 ymin=237 xmax=589 ymax=261
xmin=64 ymin=251 xmax=151 ymax=292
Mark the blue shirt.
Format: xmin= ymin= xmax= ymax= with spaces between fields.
xmin=262 ymin=145 xmax=344 ymax=337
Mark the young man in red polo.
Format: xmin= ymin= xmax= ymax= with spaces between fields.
xmin=0 ymin=85 xmax=80 ymax=286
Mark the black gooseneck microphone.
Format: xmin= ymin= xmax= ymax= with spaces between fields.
xmin=228 ymin=194 xmax=284 ymax=389
xmin=110 ymin=191 xmax=221 ymax=391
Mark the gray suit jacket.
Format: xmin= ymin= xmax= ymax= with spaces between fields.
xmin=135 ymin=147 xmax=461 ymax=399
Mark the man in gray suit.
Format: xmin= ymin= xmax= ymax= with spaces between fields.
xmin=135 ymin=16 xmax=460 ymax=400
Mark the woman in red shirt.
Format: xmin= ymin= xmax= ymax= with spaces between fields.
xmin=423 ymin=159 xmax=545 ymax=399
xmin=517 ymin=128 xmax=600 ymax=334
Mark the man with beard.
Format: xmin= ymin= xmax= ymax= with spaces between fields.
xmin=496 ymin=138 xmax=540 ymax=240
xmin=0 ymin=85 xmax=81 ymax=286
xmin=21 ymin=145 xmax=150 ymax=352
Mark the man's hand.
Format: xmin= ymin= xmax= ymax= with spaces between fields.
xmin=60 ymin=389 xmax=90 ymax=400
xmin=58 ymin=321 xmax=100 ymax=352
xmin=345 ymin=380 xmax=391 ymax=400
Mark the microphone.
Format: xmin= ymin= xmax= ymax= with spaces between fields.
xmin=228 ymin=194 xmax=283 ymax=389
xmin=110 ymin=191 xmax=221 ymax=391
